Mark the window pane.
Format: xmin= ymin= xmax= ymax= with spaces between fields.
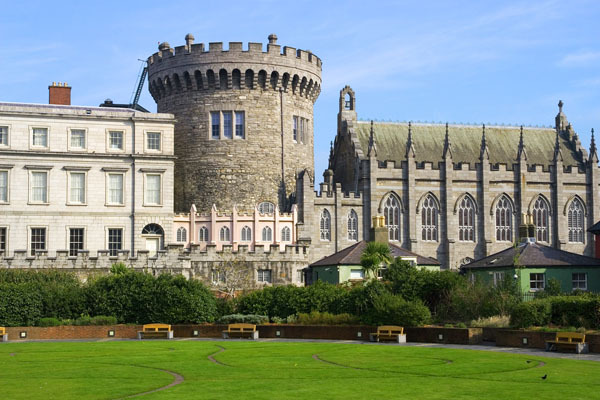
xmin=0 ymin=227 xmax=6 ymax=251
xmin=108 ymin=228 xmax=122 ymax=256
xmin=0 ymin=171 xmax=7 ymax=202
xmin=223 ymin=111 xmax=232 ymax=138
xmin=293 ymin=116 xmax=298 ymax=141
xmin=69 ymin=228 xmax=84 ymax=256
xmin=33 ymin=128 xmax=48 ymax=147
xmin=0 ymin=126 xmax=7 ymax=145
xmin=31 ymin=172 xmax=47 ymax=202
xmin=235 ymin=111 xmax=245 ymax=138
xmin=30 ymin=228 xmax=46 ymax=255
xmin=109 ymin=131 xmax=123 ymax=149
xmin=147 ymin=132 xmax=161 ymax=150
xmin=211 ymin=112 xmax=220 ymax=139
xmin=71 ymin=130 xmax=86 ymax=148
xmin=109 ymin=174 xmax=123 ymax=204
xmin=70 ymin=173 xmax=85 ymax=203
xmin=145 ymin=175 xmax=161 ymax=204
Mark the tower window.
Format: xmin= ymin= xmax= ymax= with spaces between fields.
xmin=235 ymin=111 xmax=245 ymax=138
xmin=210 ymin=111 xmax=245 ymax=140
xmin=211 ymin=112 xmax=220 ymax=139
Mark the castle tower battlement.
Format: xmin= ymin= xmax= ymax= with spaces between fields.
xmin=147 ymin=34 xmax=322 ymax=213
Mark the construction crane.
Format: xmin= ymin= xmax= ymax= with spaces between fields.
xmin=130 ymin=60 xmax=148 ymax=109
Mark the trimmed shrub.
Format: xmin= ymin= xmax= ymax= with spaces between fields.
xmin=510 ymin=299 xmax=552 ymax=328
xmin=548 ymin=296 xmax=600 ymax=329
xmin=217 ymin=314 xmax=268 ymax=325
xmin=363 ymin=292 xmax=431 ymax=326
xmin=296 ymin=311 xmax=359 ymax=325
xmin=38 ymin=317 xmax=62 ymax=327
xmin=74 ymin=315 xmax=92 ymax=326
xmin=0 ymin=283 xmax=44 ymax=326
xmin=89 ymin=315 xmax=117 ymax=326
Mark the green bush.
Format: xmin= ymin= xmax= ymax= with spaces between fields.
xmin=510 ymin=299 xmax=552 ymax=328
xmin=296 ymin=311 xmax=359 ymax=325
xmin=364 ymin=292 xmax=431 ymax=326
xmin=74 ymin=315 xmax=92 ymax=326
xmin=38 ymin=317 xmax=62 ymax=327
xmin=89 ymin=315 xmax=117 ymax=326
xmin=548 ymin=296 xmax=600 ymax=329
xmin=215 ymin=297 xmax=236 ymax=318
xmin=0 ymin=282 xmax=44 ymax=326
xmin=217 ymin=314 xmax=269 ymax=325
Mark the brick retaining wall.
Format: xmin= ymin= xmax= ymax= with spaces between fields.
xmin=5 ymin=325 xmax=139 ymax=340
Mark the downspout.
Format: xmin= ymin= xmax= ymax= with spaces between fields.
xmin=130 ymin=114 xmax=136 ymax=256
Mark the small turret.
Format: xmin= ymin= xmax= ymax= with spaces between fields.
xmin=479 ymin=124 xmax=489 ymax=160
xmin=442 ymin=122 xmax=453 ymax=159
xmin=555 ymin=100 xmax=568 ymax=131
xmin=589 ymin=128 xmax=598 ymax=164
xmin=405 ymin=122 xmax=416 ymax=158
xmin=367 ymin=120 xmax=377 ymax=157
xmin=517 ymin=125 xmax=527 ymax=161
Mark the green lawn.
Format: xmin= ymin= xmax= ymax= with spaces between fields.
xmin=0 ymin=340 xmax=599 ymax=399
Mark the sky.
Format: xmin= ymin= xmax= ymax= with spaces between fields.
xmin=1 ymin=0 xmax=599 ymax=181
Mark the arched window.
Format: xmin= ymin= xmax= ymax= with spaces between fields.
xmin=383 ymin=195 xmax=400 ymax=241
xmin=258 ymin=202 xmax=274 ymax=214
xmin=347 ymin=209 xmax=358 ymax=241
xmin=533 ymin=196 xmax=550 ymax=242
xmin=241 ymin=226 xmax=252 ymax=242
xmin=281 ymin=226 xmax=291 ymax=242
xmin=176 ymin=227 xmax=187 ymax=242
xmin=262 ymin=226 xmax=272 ymax=242
xmin=495 ymin=195 xmax=513 ymax=242
xmin=142 ymin=224 xmax=164 ymax=235
xmin=458 ymin=196 xmax=475 ymax=242
xmin=568 ymin=198 xmax=584 ymax=243
xmin=421 ymin=194 xmax=439 ymax=241
xmin=219 ymin=226 xmax=230 ymax=242
xmin=320 ymin=209 xmax=331 ymax=241
xmin=198 ymin=226 xmax=209 ymax=242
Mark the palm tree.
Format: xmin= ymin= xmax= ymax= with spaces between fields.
xmin=360 ymin=241 xmax=392 ymax=280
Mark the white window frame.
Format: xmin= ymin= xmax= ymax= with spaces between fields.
xmin=106 ymin=227 xmax=124 ymax=257
xmin=293 ymin=116 xmax=298 ymax=142
xmin=67 ymin=170 xmax=87 ymax=205
xmin=209 ymin=110 xmax=247 ymax=140
xmin=383 ymin=195 xmax=400 ymax=241
xmin=199 ymin=226 xmax=209 ymax=242
xmin=495 ymin=195 xmax=513 ymax=242
xmin=421 ymin=194 xmax=439 ymax=242
xmin=348 ymin=209 xmax=358 ymax=241
xmin=533 ymin=196 xmax=550 ymax=243
xmin=572 ymin=272 xmax=587 ymax=291
xmin=29 ymin=226 xmax=48 ymax=256
xmin=68 ymin=128 xmax=87 ymax=151
xmin=241 ymin=226 xmax=252 ymax=242
xmin=105 ymin=171 xmax=125 ymax=206
xmin=145 ymin=131 xmax=162 ymax=153
xmin=67 ymin=226 xmax=86 ymax=257
xmin=0 ymin=168 xmax=10 ymax=204
xmin=28 ymin=169 xmax=50 ymax=204
xmin=257 ymin=269 xmax=272 ymax=283
xmin=567 ymin=198 xmax=585 ymax=244
xmin=320 ymin=209 xmax=331 ymax=241
xmin=262 ymin=226 xmax=272 ymax=242
xmin=529 ymin=273 xmax=545 ymax=292
xmin=0 ymin=125 xmax=11 ymax=148
xmin=281 ymin=226 xmax=291 ymax=242
xmin=219 ymin=226 xmax=231 ymax=242
xmin=492 ymin=272 xmax=505 ymax=287
xmin=235 ymin=111 xmax=245 ymax=138
xmin=143 ymin=173 xmax=163 ymax=206
xmin=458 ymin=196 xmax=476 ymax=242
xmin=0 ymin=226 xmax=8 ymax=254
xmin=350 ymin=269 xmax=365 ymax=280
xmin=106 ymin=130 xmax=125 ymax=152
xmin=30 ymin=126 xmax=49 ymax=149
xmin=176 ymin=227 xmax=187 ymax=243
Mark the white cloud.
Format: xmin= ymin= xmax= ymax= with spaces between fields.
xmin=559 ymin=51 xmax=600 ymax=67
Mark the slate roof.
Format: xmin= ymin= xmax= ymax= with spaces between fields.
xmin=355 ymin=122 xmax=583 ymax=168
xmin=588 ymin=220 xmax=600 ymax=234
xmin=461 ymin=242 xmax=600 ymax=270
xmin=310 ymin=240 xmax=440 ymax=267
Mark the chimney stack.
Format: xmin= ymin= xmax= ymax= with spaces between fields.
xmin=49 ymin=82 xmax=71 ymax=105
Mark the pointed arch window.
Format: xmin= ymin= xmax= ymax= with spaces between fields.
xmin=281 ymin=226 xmax=291 ymax=242
xmin=176 ymin=227 xmax=187 ymax=242
xmin=219 ymin=226 xmax=230 ymax=242
xmin=383 ymin=195 xmax=400 ymax=241
xmin=262 ymin=226 xmax=272 ymax=242
xmin=421 ymin=194 xmax=439 ymax=241
xmin=199 ymin=226 xmax=209 ymax=242
xmin=241 ymin=226 xmax=252 ymax=242
xmin=320 ymin=209 xmax=331 ymax=241
xmin=568 ymin=198 xmax=584 ymax=243
xmin=347 ymin=209 xmax=358 ymax=241
xmin=458 ymin=196 xmax=475 ymax=242
xmin=533 ymin=197 xmax=550 ymax=242
xmin=495 ymin=195 xmax=513 ymax=242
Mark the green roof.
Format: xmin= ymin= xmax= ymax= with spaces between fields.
xmin=355 ymin=122 xmax=582 ymax=168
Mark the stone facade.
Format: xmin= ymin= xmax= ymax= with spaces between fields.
xmin=147 ymin=34 xmax=322 ymax=213
xmin=0 ymin=102 xmax=176 ymax=257
xmin=300 ymin=87 xmax=599 ymax=269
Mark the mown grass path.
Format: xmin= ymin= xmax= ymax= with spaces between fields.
xmin=1 ymin=340 xmax=599 ymax=399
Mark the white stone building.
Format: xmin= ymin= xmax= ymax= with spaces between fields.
xmin=0 ymin=84 xmax=176 ymax=258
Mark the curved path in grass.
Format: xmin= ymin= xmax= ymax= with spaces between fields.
xmin=117 ymin=366 xmax=184 ymax=399
xmin=207 ymin=345 xmax=230 ymax=366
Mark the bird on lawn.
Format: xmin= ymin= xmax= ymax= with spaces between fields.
xmin=541 ymin=374 xmax=547 ymax=380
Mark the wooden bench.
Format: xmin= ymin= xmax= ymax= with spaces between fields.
xmin=370 ymin=325 xmax=406 ymax=343
xmin=0 ymin=327 xmax=6 ymax=342
xmin=222 ymin=323 xmax=259 ymax=340
xmin=545 ymin=332 xmax=588 ymax=354
xmin=137 ymin=323 xmax=173 ymax=340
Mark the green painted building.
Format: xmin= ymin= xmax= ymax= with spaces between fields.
xmin=309 ymin=241 xmax=440 ymax=284
xmin=461 ymin=240 xmax=600 ymax=293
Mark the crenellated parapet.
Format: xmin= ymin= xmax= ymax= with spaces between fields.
xmin=147 ymin=34 xmax=322 ymax=103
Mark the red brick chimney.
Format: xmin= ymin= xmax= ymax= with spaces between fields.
xmin=48 ymin=82 xmax=71 ymax=105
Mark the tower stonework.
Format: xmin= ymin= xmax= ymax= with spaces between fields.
xmin=147 ymin=34 xmax=322 ymax=212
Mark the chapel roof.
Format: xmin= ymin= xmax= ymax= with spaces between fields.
xmin=310 ymin=240 xmax=440 ymax=267
xmin=354 ymin=122 xmax=583 ymax=168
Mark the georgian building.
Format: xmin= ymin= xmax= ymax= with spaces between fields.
xmin=0 ymin=84 xmax=176 ymax=258
xmin=298 ymin=86 xmax=598 ymax=269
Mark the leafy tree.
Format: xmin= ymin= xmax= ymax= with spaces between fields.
xmin=360 ymin=241 xmax=392 ymax=279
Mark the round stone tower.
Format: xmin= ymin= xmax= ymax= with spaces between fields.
xmin=147 ymin=34 xmax=322 ymax=213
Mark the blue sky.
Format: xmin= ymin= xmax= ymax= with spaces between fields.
xmin=1 ymin=0 xmax=599 ymax=180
